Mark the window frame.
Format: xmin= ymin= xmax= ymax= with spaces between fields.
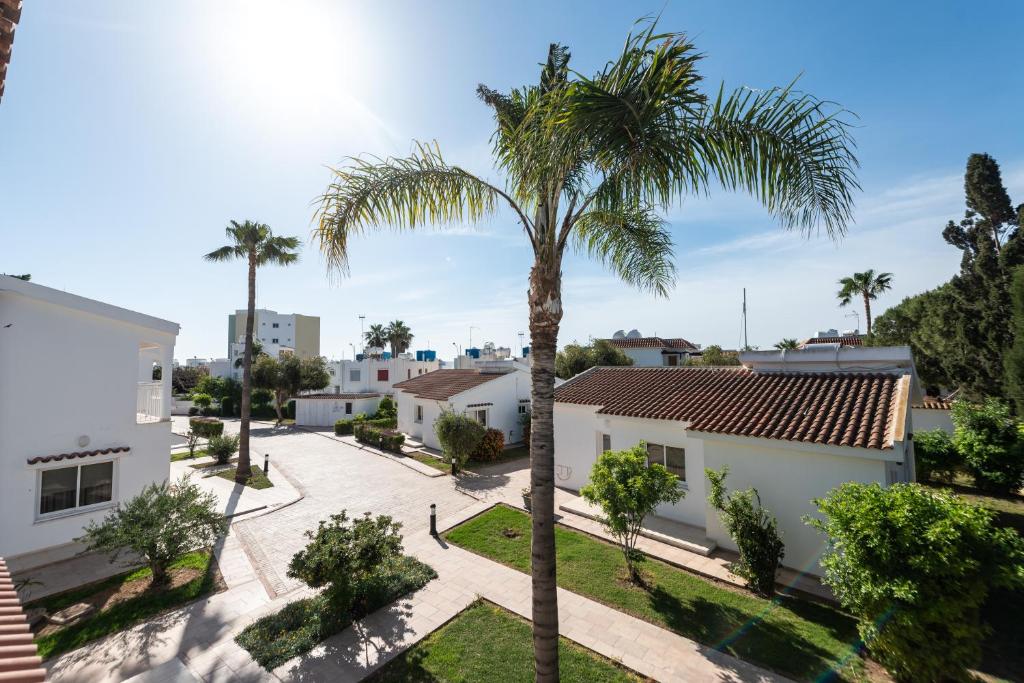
xmin=349 ymin=369 xmax=361 ymax=382
xmin=415 ymin=404 xmax=424 ymax=423
xmin=377 ymin=369 xmax=389 ymax=382
xmin=644 ymin=442 xmax=687 ymax=485
xmin=345 ymin=402 xmax=353 ymax=415
xmin=36 ymin=459 xmax=118 ymax=522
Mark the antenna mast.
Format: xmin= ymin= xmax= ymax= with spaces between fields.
xmin=742 ymin=288 xmax=748 ymax=350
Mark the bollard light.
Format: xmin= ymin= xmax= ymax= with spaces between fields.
xmin=263 ymin=453 xmax=269 ymax=476
xmin=429 ymin=503 xmax=438 ymax=537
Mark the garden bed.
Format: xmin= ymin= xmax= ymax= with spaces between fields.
xmin=469 ymin=444 xmax=529 ymax=467
xmin=29 ymin=550 xmax=224 ymax=660
xmin=369 ymin=599 xmax=646 ymax=682
xmin=171 ymin=448 xmax=207 ymax=462
xmin=236 ymin=555 xmax=436 ymax=670
xmin=190 ymin=459 xmax=274 ymax=489
xmin=406 ymin=450 xmax=450 ymax=473
xmin=444 ymin=504 xmax=868 ymax=682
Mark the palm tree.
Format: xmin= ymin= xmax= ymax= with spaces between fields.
xmin=774 ymin=338 xmax=799 ymax=350
xmin=364 ymin=323 xmax=388 ymax=354
xmin=205 ymin=221 xmax=300 ymax=483
xmin=313 ymin=22 xmax=858 ymax=680
xmin=386 ymin=320 xmax=414 ymax=356
xmin=837 ymin=269 xmax=893 ymax=337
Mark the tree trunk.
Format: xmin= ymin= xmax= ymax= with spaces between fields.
xmin=863 ymin=293 xmax=872 ymax=337
xmin=238 ymin=255 xmax=256 ymax=483
xmin=150 ymin=561 xmax=169 ymax=588
xmin=528 ymin=256 xmax=563 ymax=682
xmin=274 ymin=390 xmax=285 ymax=424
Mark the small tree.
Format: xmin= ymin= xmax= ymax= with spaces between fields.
xmin=287 ymin=511 xmax=404 ymax=608
xmin=705 ymin=467 xmax=784 ymax=597
xmin=807 ymin=482 xmax=1024 ymax=682
xmin=555 ymin=339 xmax=634 ymax=379
xmin=434 ymin=410 xmax=485 ymax=474
xmin=184 ymin=428 xmax=201 ymax=458
xmin=913 ymin=428 xmax=959 ymax=482
xmin=78 ymin=475 xmax=227 ymax=586
xmin=952 ymin=398 xmax=1024 ymax=494
xmin=580 ymin=443 xmax=682 ymax=583
xmin=208 ymin=433 xmax=240 ymax=465
xmin=191 ymin=393 xmax=213 ymax=409
xmin=253 ymin=355 xmax=330 ymax=423
xmin=686 ymin=345 xmax=740 ymax=366
xmin=376 ymin=395 xmax=397 ymax=419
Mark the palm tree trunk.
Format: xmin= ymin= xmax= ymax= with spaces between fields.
xmin=863 ymin=292 xmax=872 ymax=337
xmin=238 ymin=254 xmax=256 ymax=483
xmin=528 ymin=257 xmax=562 ymax=682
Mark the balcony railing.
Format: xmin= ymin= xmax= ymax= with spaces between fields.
xmin=137 ymin=381 xmax=164 ymax=423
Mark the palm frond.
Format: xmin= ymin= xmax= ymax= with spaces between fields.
xmin=204 ymin=245 xmax=239 ymax=262
xmin=571 ymin=206 xmax=676 ymax=296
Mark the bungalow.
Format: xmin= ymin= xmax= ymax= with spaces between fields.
xmin=294 ymin=392 xmax=383 ymax=427
xmin=604 ymin=332 xmax=699 ymax=367
xmin=553 ymin=348 xmax=916 ymax=575
xmin=393 ymin=365 xmax=532 ymax=450
xmin=0 ymin=275 xmax=178 ymax=570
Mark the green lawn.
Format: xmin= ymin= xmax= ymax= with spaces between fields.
xmin=406 ymin=450 xmax=450 ymax=473
xmin=171 ymin=449 xmax=207 ymax=461
xmin=923 ymin=476 xmax=1024 ymax=534
xmin=189 ymin=460 xmax=274 ymax=489
xmin=370 ymin=600 xmax=644 ymax=682
xmin=445 ymin=505 xmax=866 ymax=682
xmin=31 ymin=551 xmax=221 ymax=659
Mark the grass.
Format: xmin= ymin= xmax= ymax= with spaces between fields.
xmin=236 ymin=555 xmax=436 ymax=670
xmin=922 ymin=475 xmax=1024 ymax=534
xmin=189 ymin=459 xmax=274 ymax=489
xmin=406 ymin=450 xmax=450 ymax=473
xmin=31 ymin=551 xmax=221 ymax=660
xmin=171 ymin=449 xmax=207 ymax=462
xmin=370 ymin=600 xmax=645 ymax=682
xmin=445 ymin=505 xmax=866 ymax=682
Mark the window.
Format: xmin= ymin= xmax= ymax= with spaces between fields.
xmin=473 ymin=409 xmax=487 ymax=426
xmin=665 ymin=354 xmax=679 ymax=366
xmin=415 ymin=405 xmax=423 ymax=423
xmin=377 ymin=369 xmax=389 ymax=382
xmin=271 ymin=338 xmax=279 ymax=344
xmin=272 ymin=322 xmax=279 ymax=328
xmin=349 ymin=369 xmax=361 ymax=382
xmin=518 ymin=404 xmax=528 ymax=414
xmin=345 ymin=402 xmax=352 ymax=415
xmin=39 ymin=461 xmax=114 ymax=516
xmin=602 ymin=433 xmax=612 ymax=452
xmin=645 ymin=443 xmax=686 ymax=482
xmin=329 ymin=368 xmax=336 ymax=376
xmin=407 ymin=369 xmax=411 ymax=379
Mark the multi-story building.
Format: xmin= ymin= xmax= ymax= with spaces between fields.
xmin=325 ymin=354 xmax=439 ymax=395
xmin=227 ymin=309 xmax=320 ymax=379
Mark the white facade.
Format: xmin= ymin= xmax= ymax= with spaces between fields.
xmin=227 ymin=308 xmax=320 ymax=379
xmin=395 ymin=368 xmax=532 ymax=450
xmin=326 ymin=356 xmax=440 ymax=395
xmin=208 ymin=358 xmax=231 ymax=379
xmin=295 ymin=394 xmax=383 ymax=427
xmin=0 ymin=276 xmax=179 ymax=568
xmin=912 ymin=406 xmax=954 ymax=434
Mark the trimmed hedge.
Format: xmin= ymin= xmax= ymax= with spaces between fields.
xmin=335 ymin=419 xmax=354 ymax=436
xmin=287 ymin=399 xmax=296 ymax=420
xmin=354 ymin=423 xmax=405 ymax=453
xmin=472 ymin=428 xmax=505 ymax=462
xmin=220 ymin=396 xmax=234 ymax=417
xmin=336 ymin=416 xmax=396 ymax=437
xmin=251 ymin=403 xmax=277 ymax=420
xmin=189 ymin=417 xmax=224 ymax=438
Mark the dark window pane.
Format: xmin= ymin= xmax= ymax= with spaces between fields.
xmin=40 ymin=467 xmax=78 ymax=514
xmin=665 ymin=446 xmax=686 ymax=480
xmin=345 ymin=402 xmax=352 ymax=414
xmin=602 ymin=434 xmax=611 ymax=452
xmin=645 ymin=442 xmax=663 ymax=467
xmin=79 ymin=462 xmax=113 ymax=506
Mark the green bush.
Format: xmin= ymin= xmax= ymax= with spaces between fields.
xmin=207 ymin=434 xmax=240 ymax=465
xmin=287 ymin=399 xmax=296 ymax=420
xmin=913 ymin=428 xmax=959 ymax=482
xmin=952 ymin=398 xmax=1024 ymax=494
xmin=191 ymin=393 xmax=213 ymax=409
xmin=354 ymin=422 xmax=380 ymax=447
xmin=365 ymin=416 xmax=397 ymax=429
xmin=380 ymin=430 xmax=405 ymax=452
xmin=189 ymin=417 xmax=224 ymax=438
xmin=187 ymin=406 xmax=199 ymax=416
xmin=472 ymin=428 xmax=505 ymax=462
xmin=377 ymin=395 xmax=397 ymax=418
xmin=220 ymin=396 xmax=234 ymax=417
xmin=519 ymin=410 xmax=531 ymax=445
xmin=807 ymin=482 xmax=1024 ymax=682
xmin=250 ymin=403 xmax=277 ymax=420
xmin=435 ymin=410 xmax=485 ymax=474
xmin=251 ymin=388 xmax=274 ymax=406
xmin=353 ymin=423 xmax=404 ymax=452
xmin=200 ymin=405 xmax=219 ymax=416
xmin=706 ymin=467 xmax=784 ymax=597
xmin=335 ymin=419 xmax=354 ymax=436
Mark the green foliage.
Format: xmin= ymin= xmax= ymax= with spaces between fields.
xmin=184 ymin=429 xmax=201 ymax=458
xmin=219 ymin=396 xmax=234 ymax=417
xmin=286 ymin=399 xmax=296 ymax=420
xmin=472 ymin=428 xmax=505 ymax=462
xmin=376 ymin=395 xmax=397 ymax=419
xmin=952 ymin=398 xmax=1024 ymax=494
xmin=836 ymin=269 xmax=893 ymax=336
xmin=705 ymin=467 xmax=784 ymax=597
xmin=77 ymin=475 xmax=226 ymax=586
xmin=1004 ymin=266 xmax=1024 ymax=414
xmin=555 ymin=339 xmax=634 ymax=379
xmin=251 ymin=387 xmax=273 ymax=405
xmin=580 ymin=443 xmax=682 ymax=582
xmin=434 ymin=410 xmax=485 ymax=474
xmin=207 ymin=433 xmax=240 ymax=465
xmin=354 ymin=423 xmax=405 ymax=452
xmin=686 ymin=344 xmax=740 ymax=366
xmin=913 ymin=428 xmax=959 ymax=482
xmin=807 ymin=482 xmax=1024 ymax=682
xmin=253 ymin=355 xmax=331 ymax=421
xmin=519 ymin=410 xmax=531 ymax=445
xmin=773 ymin=338 xmax=799 ymax=350
xmin=287 ymin=511 xmax=404 ymax=607
xmin=335 ymin=419 xmax=354 ymax=435
xmin=188 ymin=417 xmax=224 ymax=438
xmin=200 ymin=405 xmax=219 ymax=416
xmin=191 ymin=393 xmax=213 ymax=409
xmin=171 ymin=366 xmax=206 ymax=395
xmin=384 ymin=320 xmax=414 ymax=357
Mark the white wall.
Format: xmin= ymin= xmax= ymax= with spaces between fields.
xmin=622 ymin=348 xmax=665 ymax=367
xmin=295 ymin=396 xmax=381 ymax=427
xmin=0 ymin=290 xmax=177 ymax=565
xmin=912 ymin=407 xmax=954 ymax=434
xmin=327 ymin=358 xmax=440 ymax=394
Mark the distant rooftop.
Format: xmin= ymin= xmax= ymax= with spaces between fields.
xmin=604 ymin=336 xmax=698 ymax=351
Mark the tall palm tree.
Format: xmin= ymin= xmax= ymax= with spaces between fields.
xmin=364 ymin=323 xmax=388 ymax=353
xmin=837 ymin=269 xmax=893 ymax=337
xmin=775 ymin=338 xmax=800 ymax=350
xmin=205 ymin=221 xmax=300 ymax=483
xmin=386 ymin=320 xmax=414 ymax=356
xmin=314 ymin=22 xmax=858 ymax=680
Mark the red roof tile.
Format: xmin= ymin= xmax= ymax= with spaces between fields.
xmin=800 ymin=336 xmax=864 ymax=347
xmin=604 ymin=337 xmax=697 ymax=351
xmin=0 ymin=558 xmax=46 ymax=682
xmin=554 ymin=367 xmax=907 ymax=450
xmin=295 ymin=393 xmax=381 ymax=400
xmin=393 ymin=369 xmax=506 ymax=400
xmin=26 ymin=446 xmax=130 ymax=466
xmin=913 ymin=398 xmax=952 ymax=410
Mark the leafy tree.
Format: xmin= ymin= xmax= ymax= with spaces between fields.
xmin=364 ymin=324 xmax=388 ymax=352
xmin=836 ymin=269 xmax=893 ymax=337
xmin=705 ymin=467 xmax=784 ymax=597
xmin=185 ymin=427 xmax=201 ymax=458
xmin=555 ymin=338 xmax=633 ymax=379
xmin=581 ymin=443 xmax=682 ymax=584
xmin=207 ymin=433 xmax=240 ymax=465
xmin=78 ymin=475 xmax=227 ymax=586
xmin=912 ymin=428 xmax=959 ymax=483
xmin=686 ymin=344 xmax=741 ymax=366
xmin=234 ymin=338 xmax=267 ymax=369
xmin=253 ymin=355 xmax=330 ymax=422
xmin=870 ymin=287 xmax=959 ymax=394
xmin=376 ymin=395 xmax=397 ymax=419
xmin=191 ymin=393 xmax=213 ymax=409
xmin=434 ymin=410 xmax=485 ymax=474
xmin=952 ymin=398 xmax=1024 ymax=494
xmin=773 ymin=338 xmax=799 ymax=350
xmin=385 ymin=320 xmax=414 ymax=357
xmin=287 ymin=511 xmax=404 ymax=608
xmin=172 ymin=366 xmax=207 ymax=395
xmin=1004 ymin=266 xmax=1024 ymax=414
xmin=205 ymin=221 xmax=300 ymax=483
xmin=313 ymin=20 xmax=858 ymax=676
xmin=807 ymin=482 xmax=1024 ymax=682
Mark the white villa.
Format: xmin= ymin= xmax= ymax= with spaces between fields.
xmin=605 ymin=330 xmax=700 ymax=367
xmin=394 ymin=364 xmax=532 ymax=450
xmin=326 ymin=354 xmax=439 ymax=395
xmin=294 ymin=392 xmax=384 ymax=427
xmin=553 ymin=345 xmax=919 ymax=575
xmin=0 ymin=275 xmax=178 ymax=569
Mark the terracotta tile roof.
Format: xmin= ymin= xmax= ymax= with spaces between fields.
xmin=800 ymin=335 xmax=864 ymax=347
xmin=393 ymin=369 xmax=506 ymax=400
xmin=913 ymin=398 xmax=953 ymax=410
xmin=296 ymin=393 xmax=381 ymax=400
xmin=0 ymin=1 xmax=21 ymax=104
xmin=554 ymin=367 xmax=907 ymax=450
xmin=26 ymin=445 xmax=130 ymax=466
xmin=604 ymin=336 xmax=698 ymax=351
xmin=0 ymin=557 xmax=46 ymax=682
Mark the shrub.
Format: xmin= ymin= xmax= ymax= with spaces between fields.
xmin=807 ymin=482 xmax=1024 ymax=681
xmin=580 ymin=443 xmax=683 ymax=583
xmin=200 ymin=405 xmax=219 ymax=416
xmin=335 ymin=419 xmax=354 ymax=436
xmin=191 ymin=393 xmax=213 ymax=409
xmin=354 ymin=422 xmax=380 ymax=447
xmin=379 ymin=430 xmax=405 ymax=452
xmin=188 ymin=406 xmax=199 ymax=416
xmin=705 ymin=466 xmax=784 ymax=597
xmin=364 ymin=416 xmax=397 ymax=430
xmin=472 ymin=428 xmax=505 ymax=462
xmin=77 ymin=475 xmax=227 ymax=586
xmin=434 ymin=410 xmax=485 ymax=474
xmin=251 ymin=388 xmax=274 ymax=406
xmin=519 ymin=411 xmax=531 ymax=445
xmin=914 ymin=428 xmax=959 ymax=482
xmin=189 ymin=417 xmax=224 ymax=438
xmin=207 ymin=434 xmax=240 ymax=465
xmin=376 ymin=396 xmax=397 ymax=419
xmin=251 ymin=403 xmax=277 ymax=420
xmin=287 ymin=510 xmax=404 ymax=607
xmin=185 ymin=429 xmax=201 ymax=458
xmin=287 ymin=399 xmax=296 ymax=420
xmin=220 ymin=396 xmax=234 ymax=417
xmin=952 ymin=398 xmax=1024 ymax=494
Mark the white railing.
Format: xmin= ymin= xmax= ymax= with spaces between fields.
xmin=137 ymin=381 xmax=164 ymax=423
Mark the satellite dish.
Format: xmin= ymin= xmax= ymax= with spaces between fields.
xmin=612 ymin=330 xmax=626 ymax=339
xmin=626 ymin=329 xmax=642 ymax=339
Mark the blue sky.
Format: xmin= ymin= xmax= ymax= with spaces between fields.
xmin=2 ymin=1 xmax=1022 ymax=361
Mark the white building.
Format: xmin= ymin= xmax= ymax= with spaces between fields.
xmin=208 ymin=358 xmax=232 ymax=379
xmin=227 ymin=308 xmax=319 ymax=379
xmin=553 ymin=346 xmax=917 ymax=576
xmin=393 ymin=366 xmax=532 ymax=450
xmin=294 ymin=393 xmax=384 ymax=427
xmin=184 ymin=357 xmax=209 ymax=368
xmin=604 ymin=330 xmax=700 ymax=367
xmin=326 ymin=355 xmax=439 ymax=395
xmin=0 ymin=275 xmax=179 ymax=569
